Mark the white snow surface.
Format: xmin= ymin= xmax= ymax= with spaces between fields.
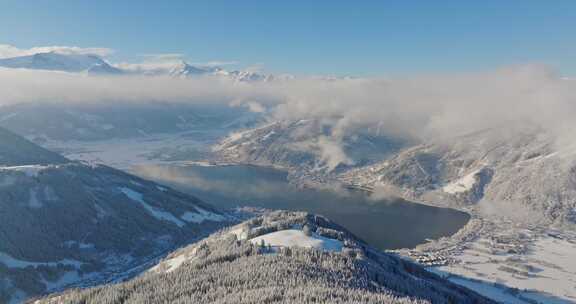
xmin=119 ymin=187 xmax=185 ymax=227
xmin=162 ymin=255 xmax=188 ymax=273
xmin=250 ymin=229 xmax=343 ymax=252
xmin=149 ymin=248 xmax=198 ymax=274
xmin=181 ymin=207 xmax=225 ymax=223
xmin=429 ymin=271 xmax=527 ymax=304
xmin=151 ymin=228 xmax=343 ymax=275
xmin=432 ymin=235 xmax=576 ymax=303
xmin=0 ymin=165 xmax=53 ymax=177
xmin=228 ymin=225 xmax=250 ymax=241
xmin=442 ymin=169 xmax=481 ymax=194
xmin=39 ymin=128 xmax=232 ymax=170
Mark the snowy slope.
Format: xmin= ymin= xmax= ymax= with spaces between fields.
xmin=38 ymin=211 xmax=494 ymax=304
xmin=0 ymin=52 xmax=277 ymax=82
xmin=215 ymin=119 xmax=407 ymax=174
xmin=343 ymin=124 xmax=576 ymax=225
xmin=442 ymin=168 xmax=484 ymax=194
xmin=0 ymin=128 xmax=231 ymax=304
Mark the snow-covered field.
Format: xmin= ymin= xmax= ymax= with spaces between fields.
xmin=150 ymin=225 xmax=344 ymax=276
xmin=39 ymin=131 xmax=223 ymax=170
xmin=418 ymin=224 xmax=576 ymax=303
xmin=250 ymin=229 xmax=343 ymax=252
xmin=442 ymin=168 xmax=483 ymax=194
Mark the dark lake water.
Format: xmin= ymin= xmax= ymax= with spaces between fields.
xmin=134 ymin=164 xmax=470 ymax=250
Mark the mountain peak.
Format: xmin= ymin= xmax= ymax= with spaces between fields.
xmin=0 ymin=52 xmax=122 ymax=75
xmin=169 ymin=61 xmax=200 ymax=76
xmin=0 ymin=52 xmax=281 ymax=82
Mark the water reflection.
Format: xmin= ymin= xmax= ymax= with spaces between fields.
xmin=133 ymin=164 xmax=470 ymax=250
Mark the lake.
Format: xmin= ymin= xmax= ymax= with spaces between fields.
xmin=133 ymin=164 xmax=470 ymax=250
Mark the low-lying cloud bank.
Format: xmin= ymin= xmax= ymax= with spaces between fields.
xmin=270 ymin=65 xmax=575 ymax=141
xmin=1 ymin=64 xmax=575 ymax=146
xmin=0 ymin=67 xmax=274 ymax=106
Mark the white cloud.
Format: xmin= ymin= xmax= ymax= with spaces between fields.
xmin=0 ymin=61 xmax=575 ymax=156
xmin=244 ymin=101 xmax=266 ymax=113
xmin=0 ymin=44 xmax=113 ymax=59
xmin=268 ymin=65 xmax=576 ymax=143
xmin=0 ymin=67 xmax=267 ymax=106
xmin=316 ymin=136 xmax=354 ymax=170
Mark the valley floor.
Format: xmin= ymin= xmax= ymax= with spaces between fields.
xmin=397 ymin=216 xmax=576 ymax=303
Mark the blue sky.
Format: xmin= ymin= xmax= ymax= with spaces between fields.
xmin=1 ymin=1 xmax=575 ymax=76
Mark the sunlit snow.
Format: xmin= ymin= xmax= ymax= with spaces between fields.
xmin=119 ymin=187 xmax=185 ymax=227
xmin=250 ymin=229 xmax=343 ymax=252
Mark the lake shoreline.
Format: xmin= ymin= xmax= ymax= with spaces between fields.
xmin=132 ymin=162 xmax=471 ymax=251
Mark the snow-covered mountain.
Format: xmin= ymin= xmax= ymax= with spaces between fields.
xmin=37 ymin=211 xmax=493 ymax=304
xmin=225 ymin=69 xmax=276 ymax=82
xmin=167 ymin=61 xmax=221 ymax=78
xmin=0 ymin=52 xmax=123 ymax=75
xmin=343 ymin=124 xmax=576 ymax=225
xmin=215 ymin=119 xmax=408 ymax=174
xmin=216 ymin=120 xmax=576 ymax=226
xmin=0 ymin=128 xmax=231 ymax=303
xmin=143 ymin=60 xmax=276 ymax=82
xmin=0 ymin=52 xmax=277 ymax=81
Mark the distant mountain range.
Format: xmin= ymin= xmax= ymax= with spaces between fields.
xmin=0 ymin=52 xmax=275 ymax=82
xmin=0 ymin=127 xmax=231 ymax=303
xmin=0 ymin=52 xmax=123 ymax=75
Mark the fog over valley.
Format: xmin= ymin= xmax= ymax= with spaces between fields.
xmin=1 ymin=3 xmax=576 ymax=302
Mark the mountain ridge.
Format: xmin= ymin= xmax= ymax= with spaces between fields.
xmin=34 ymin=211 xmax=494 ymax=304
xmin=0 ymin=52 xmax=122 ymax=75
xmin=0 ymin=128 xmax=232 ymax=303
xmin=0 ymin=52 xmax=274 ymax=81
